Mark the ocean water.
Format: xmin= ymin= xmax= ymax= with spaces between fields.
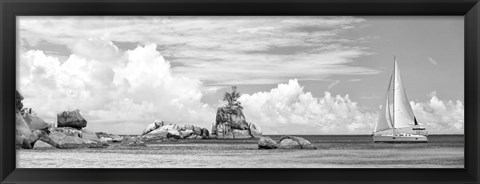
xmin=16 ymin=135 xmax=464 ymax=168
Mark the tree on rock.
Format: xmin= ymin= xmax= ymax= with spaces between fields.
xmin=212 ymin=86 xmax=262 ymax=139
xmin=222 ymin=86 xmax=244 ymax=119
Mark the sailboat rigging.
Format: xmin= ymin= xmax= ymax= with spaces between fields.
xmin=373 ymin=57 xmax=428 ymax=143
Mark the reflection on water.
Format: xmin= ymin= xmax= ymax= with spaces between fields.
xmin=17 ymin=135 xmax=464 ymax=168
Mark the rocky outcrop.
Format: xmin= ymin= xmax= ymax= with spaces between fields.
xmin=15 ymin=90 xmax=49 ymax=149
xmin=39 ymin=110 xmax=107 ymax=148
xmin=16 ymin=111 xmax=104 ymax=149
xmin=42 ymin=127 xmax=105 ymax=149
xmin=81 ymin=129 xmax=100 ymax=141
xmin=33 ymin=140 xmax=55 ymax=148
xmin=201 ymin=128 xmax=210 ymax=139
xmin=258 ymin=136 xmax=316 ymax=150
xmin=142 ymin=121 xmax=163 ymax=135
xmin=278 ymin=139 xmax=301 ymax=149
xmin=211 ymin=87 xmax=262 ymax=139
xmin=22 ymin=109 xmax=50 ymax=132
xmin=96 ymin=132 xmax=123 ymax=142
xmin=140 ymin=121 xmax=210 ymax=141
xmin=249 ymin=123 xmax=262 ymax=138
xmin=15 ymin=109 xmax=47 ymax=149
xmin=15 ymin=90 xmax=113 ymax=149
xmin=57 ymin=110 xmax=87 ymax=129
xmin=121 ymin=136 xmax=146 ymax=147
xmin=99 ymin=137 xmax=113 ymax=145
xmin=279 ymin=136 xmax=316 ymax=149
xmin=212 ymin=114 xmax=262 ymax=139
xmin=258 ymin=137 xmax=278 ymax=149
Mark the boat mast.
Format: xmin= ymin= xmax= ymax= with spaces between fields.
xmin=393 ymin=56 xmax=396 ymax=135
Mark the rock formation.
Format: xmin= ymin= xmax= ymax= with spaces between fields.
xmin=96 ymin=132 xmax=124 ymax=142
xmin=278 ymin=136 xmax=317 ymax=149
xmin=15 ymin=90 xmax=49 ymax=149
xmin=44 ymin=128 xmax=105 ymax=149
xmin=258 ymin=136 xmax=278 ymax=149
xmin=258 ymin=136 xmax=316 ymax=150
xmin=15 ymin=90 xmax=108 ymax=149
xmin=278 ymin=138 xmax=301 ymax=149
xmin=211 ymin=86 xmax=262 ymax=139
xmin=21 ymin=108 xmax=50 ymax=132
xmin=42 ymin=109 xmax=106 ymax=149
xmin=15 ymin=108 xmax=47 ymax=149
xmin=57 ymin=110 xmax=87 ymax=129
xmin=140 ymin=121 xmax=210 ymax=141
xmin=121 ymin=136 xmax=146 ymax=147
xmin=201 ymin=128 xmax=210 ymax=139
xmin=33 ymin=140 xmax=55 ymax=148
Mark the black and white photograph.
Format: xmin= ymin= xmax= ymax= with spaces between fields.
xmin=15 ymin=16 xmax=464 ymax=168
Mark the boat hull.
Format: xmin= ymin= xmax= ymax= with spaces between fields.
xmin=373 ymin=135 xmax=428 ymax=143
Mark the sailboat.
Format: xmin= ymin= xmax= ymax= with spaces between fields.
xmin=373 ymin=57 xmax=428 ymax=143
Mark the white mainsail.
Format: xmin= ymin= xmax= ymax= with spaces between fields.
xmin=374 ymin=58 xmax=417 ymax=133
xmin=374 ymin=74 xmax=393 ymax=132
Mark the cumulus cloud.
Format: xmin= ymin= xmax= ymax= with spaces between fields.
xmin=411 ymin=92 xmax=464 ymax=134
xmin=238 ymin=79 xmax=377 ymax=134
xmin=18 ymin=16 xmax=377 ymax=86
xmin=18 ymin=41 xmax=216 ymax=134
xmin=238 ymin=80 xmax=463 ymax=134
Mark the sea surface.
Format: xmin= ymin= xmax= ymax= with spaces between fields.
xmin=16 ymin=135 xmax=464 ymax=168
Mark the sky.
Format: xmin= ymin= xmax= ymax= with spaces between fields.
xmin=16 ymin=16 xmax=464 ymax=135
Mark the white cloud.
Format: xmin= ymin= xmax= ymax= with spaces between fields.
xmin=411 ymin=91 xmax=464 ymax=134
xmin=71 ymin=38 xmax=121 ymax=62
xmin=18 ymin=42 xmax=216 ymax=134
xmin=238 ymin=79 xmax=377 ymax=134
xmin=18 ymin=16 xmax=377 ymax=86
xmin=238 ymin=81 xmax=464 ymax=135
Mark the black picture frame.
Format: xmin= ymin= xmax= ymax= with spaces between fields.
xmin=1 ymin=0 xmax=479 ymax=183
